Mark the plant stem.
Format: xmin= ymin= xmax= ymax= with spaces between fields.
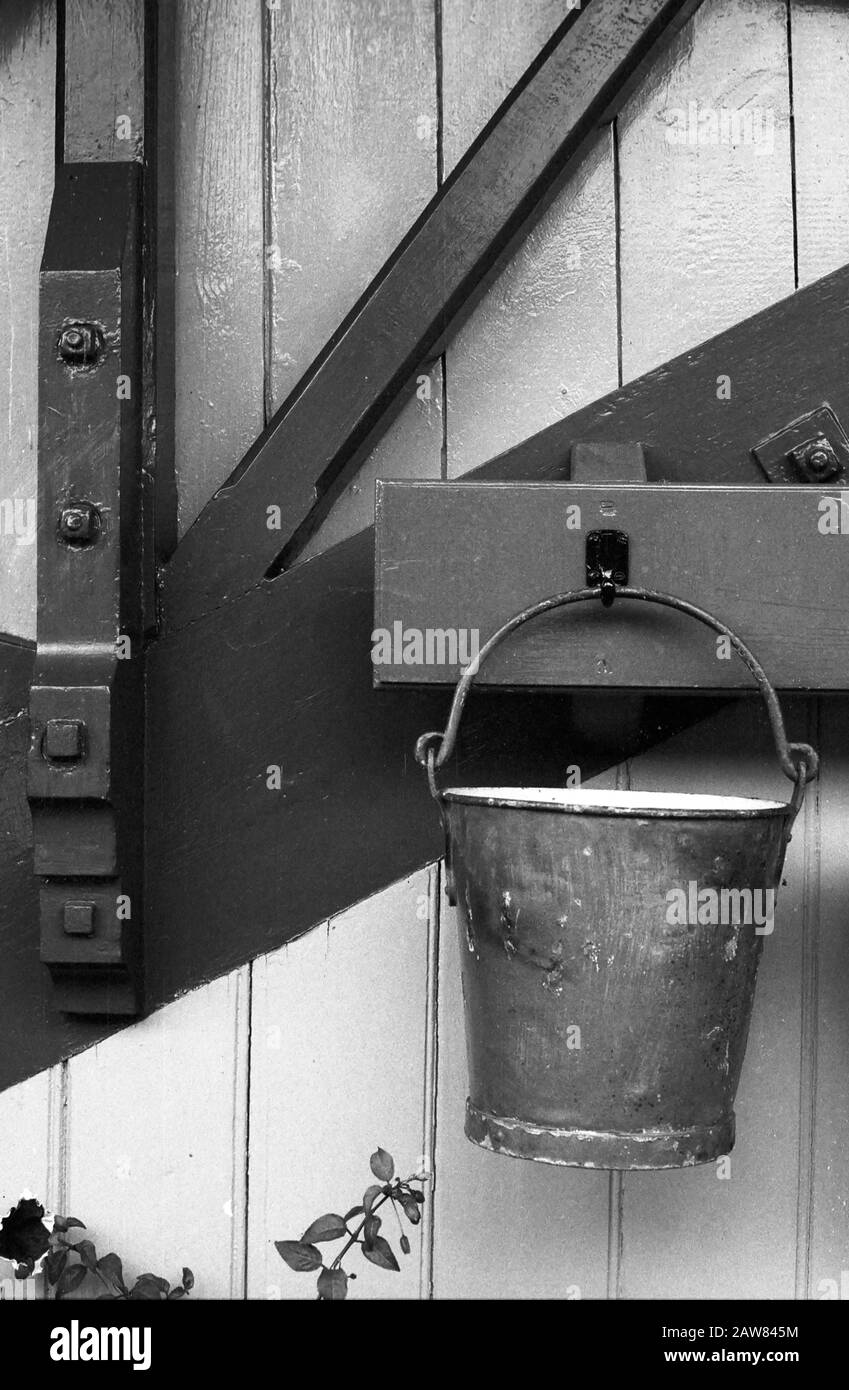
xmin=330 ymin=1192 xmax=392 ymax=1271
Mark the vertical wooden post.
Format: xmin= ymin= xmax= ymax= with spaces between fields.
xmin=27 ymin=1 xmax=158 ymax=1016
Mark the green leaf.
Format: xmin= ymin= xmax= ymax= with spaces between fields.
xmin=363 ymin=1185 xmax=383 ymax=1214
xmin=362 ymin=1235 xmax=400 ymax=1272
xmin=45 ymin=1248 xmax=68 ymax=1286
xmin=344 ymin=1206 xmax=364 ymax=1222
xmin=96 ymin=1253 xmax=126 ymax=1293
xmin=74 ymin=1240 xmax=98 ymax=1272
xmin=168 ymin=1287 xmax=186 ymax=1299
xmin=301 ymin=1214 xmax=348 ymax=1244
xmin=56 ymin=1264 xmax=88 ymax=1300
xmin=182 ymin=1267 xmax=194 ymax=1291
xmin=274 ymin=1240 xmax=322 ymax=1272
xmin=317 ymin=1267 xmax=348 ymax=1301
xmin=369 ymin=1147 xmax=395 ymax=1183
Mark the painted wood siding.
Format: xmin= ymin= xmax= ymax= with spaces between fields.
xmin=1 ymin=0 xmax=848 ymax=1301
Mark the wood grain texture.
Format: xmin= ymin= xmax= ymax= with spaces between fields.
xmin=266 ymin=0 xmax=437 ymax=412
xmin=617 ymin=0 xmax=794 ymax=379
xmin=246 ymin=871 xmax=435 ymax=1300
xmin=617 ymin=701 xmax=810 ymax=1297
xmin=174 ymin=0 xmax=264 ymax=535
xmin=65 ymin=970 xmax=251 ymax=1299
xmin=0 ymin=1 xmax=55 ymax=642
xmin=442 ymin=1 xmax=617 ymax=477
xmin=446 ymin=133 xmax=619 ymax=477
xmin=791 ymin=1 xmax=849 ymax=286
xmin=162 ymin=0 xmax=703 ymax=631
xmin=64 ymin=0 xmax=145 ymax=162
xmin=288 ymin=0 xmax=441 ymax=563
xmin=441 ymin=0 xmax=571 ymax=176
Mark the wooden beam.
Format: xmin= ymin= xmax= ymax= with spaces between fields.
xmin=162 ymin=0 xmax=704 ymax=632
xmin=374 ymin=482 xmax=849 ymax=689
xmin=136 ymin=270 xmax=849 ymax=1039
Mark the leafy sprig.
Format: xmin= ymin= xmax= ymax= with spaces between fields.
xmin=0 ymin=1196 xmax=193 ymax=1301
xmin=47 ymin=1218 xmax=194 ymax=1300
xmin=275 ymin=1147 xmax=427 ymax=1300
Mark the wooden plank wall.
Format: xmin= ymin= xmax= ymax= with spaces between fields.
xmin=2 ymin=0 xmax=848 ymax=1302
xmin=0 ymin=0 xmax=55 ymax=642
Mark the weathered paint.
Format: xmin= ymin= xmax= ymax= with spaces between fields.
xmin=1 ymin=0 xmax=848 ymax=1303
xmin=0 ymin=0 xmax=55 ymax=641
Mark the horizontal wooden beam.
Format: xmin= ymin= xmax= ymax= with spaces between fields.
xmin=374 ymin=483 xmax=849 ymax=689
xmin=162 ymin=0 xmax=703 ymax=632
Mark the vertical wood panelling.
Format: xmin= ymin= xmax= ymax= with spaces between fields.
xmin=0 ymin=1070 xmax=51 ymax=1215
xmin=433 ymin=891 xmax=610 ymax=1299
xmin=266 ymin=0 xmax=436 ymax=414
xmin=433 ymin=0 xmax=618 ymax=1297
xmin=790 ymin=8 xmax=849 ymax=1297
xmin=612 ymin=0 xmax=803 ymax=1298
xmin=0 ymin=1070 xmax=52 ymax=1300
xmin=271 ymin=0 xmax=442 ymax=562
xmin=246 ymin=871 xmax=435 ymax=1300
xmin=0 ymin=0 xmax=55 ymax=641
xmin=443 ymin=2 xmax=618 ymax=477
xmin=173 ymin=0 xmax=265 ymax=535
xmin=791 ymin=2 xmax=849 ymax=285
xmin=64 ymin=0 xmax=144 ymax=162
xmin=617 ymin=0 xmax=793 ymax=379
xmin=65 ymin=970 xmax=251 ymax=1299
xmin=617 ymin=704 xmax=808 ymax=1298
xmin=808 ymin=699 xmax=849 ymax=1299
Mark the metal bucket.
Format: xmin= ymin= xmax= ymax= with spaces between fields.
xmin=416 ymin=587 xmax=818 ymax=1170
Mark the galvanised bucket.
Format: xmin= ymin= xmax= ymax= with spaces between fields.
xmin=416 ymin=588 xmax=818 ymax=1170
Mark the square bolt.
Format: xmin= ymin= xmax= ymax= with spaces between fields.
xmin=63 ymin=901 xmax=96 ymax=936
xmin=43 ymin=718 xmax=86 ymax=761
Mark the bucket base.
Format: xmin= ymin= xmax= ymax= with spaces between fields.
xmin=466 ymin=1101 xmax=734 ymax=1171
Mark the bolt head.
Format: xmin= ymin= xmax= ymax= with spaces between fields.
xmin=58 ymin=503 xmax=99 ymax=544
xmin=57 ymin=322 xmax=103 ymax=366
xmin=43 ymin=718 xmax=86 ymax=762
xmin=790 ymin=434 xmax=841 ymax=483
xmin=63 ymin=901 xmax=96 ymax=937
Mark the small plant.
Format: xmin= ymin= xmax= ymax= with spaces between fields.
xmin=0 ymin=1195 xmax=193 ymax=1301
xmin=275 ymin=1147 xmax=427 ymax=1300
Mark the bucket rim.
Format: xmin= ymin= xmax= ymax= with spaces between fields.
xmin=441 ymin=786 xmax=789 ymax=818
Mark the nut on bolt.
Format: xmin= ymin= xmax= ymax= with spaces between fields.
xmin=58 ymin=502 xmax=100 ymax=545
xmin=57 ymin=322 xmax=104 ymax=366
xmin=790 ymin=434 xmax=841 ymax=483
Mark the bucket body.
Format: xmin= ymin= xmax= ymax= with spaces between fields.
xmin=444 ymin=786 xmax=791 ymax=1170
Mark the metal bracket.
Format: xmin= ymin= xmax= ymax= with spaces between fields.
xmin=586 ymin=530 xmax=630 ymax=608
xmin=27 ymin=165 xmax=150 ymax=1017
xmin=751 ymin=403 xmax=849 ymax=485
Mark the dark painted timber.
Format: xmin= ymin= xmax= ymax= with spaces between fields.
xmin=161 ymin=0 xmax=704 ymax=632
xmin=2 ymin=256 xmax=847 ymax=1090
xmin=374 ymin=482 xmax=849 ymax=689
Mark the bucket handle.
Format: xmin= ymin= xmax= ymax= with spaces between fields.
xmin=414 ymin=585 xmax=818 ymax=822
